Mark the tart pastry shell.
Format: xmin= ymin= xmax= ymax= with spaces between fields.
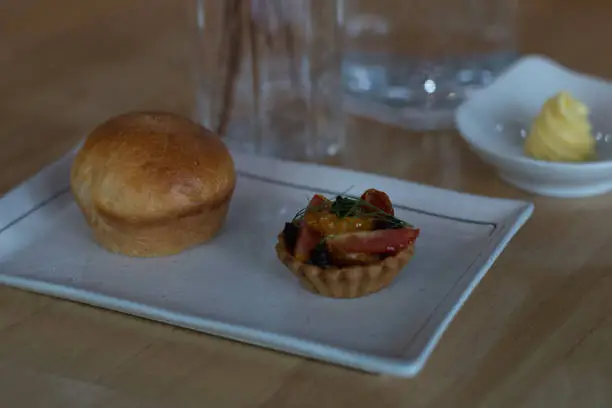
xmin=275 ymin=234 xmax=415 ymax=299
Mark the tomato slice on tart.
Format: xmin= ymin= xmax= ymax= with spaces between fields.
xmin=360 ymin=189 xmax=394 ymax=215
xmin=307 ymin=194 xmax=330 ymax=212
xmin=326 ymin=228 xmax=419 ymax=255
xmin=294 ymin=224 xmax=322 ymax=262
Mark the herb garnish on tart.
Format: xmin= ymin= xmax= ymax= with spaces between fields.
xmin=275 ymin=189 xmax=420 ymax=299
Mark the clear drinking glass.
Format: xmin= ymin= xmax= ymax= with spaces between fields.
xmin=342 ymin=0 xmax=518 ymax=130
xmin=192 ymin=0 xmax=345 ymax=161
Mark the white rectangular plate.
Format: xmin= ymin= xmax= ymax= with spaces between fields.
xmin=0 ymin=150 xmax=533 ymax=377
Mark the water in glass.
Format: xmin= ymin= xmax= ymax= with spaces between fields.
xmin=342 ymin=0 xmax=519 ymax=130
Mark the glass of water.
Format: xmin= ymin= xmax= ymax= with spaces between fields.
xmin=192 ymin=0 xmax=345 ymax=161
xmin=342 ymin=0 xmax=518 ymax=131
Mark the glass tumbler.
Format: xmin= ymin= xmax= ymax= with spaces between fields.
xmin=192 ymin=0 xmax=345 ymax=161
xmin=342 ymin=0 xmax=518 ymax=130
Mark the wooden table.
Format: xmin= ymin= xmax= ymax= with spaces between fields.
xmin=1 ymin=1 xmax=612 ymax=407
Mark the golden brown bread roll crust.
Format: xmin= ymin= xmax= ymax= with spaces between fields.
xmin=70 ymin=111 xmax=236 ymax=257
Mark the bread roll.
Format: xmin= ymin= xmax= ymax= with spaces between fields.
xmin=70 ymin=111 xmax=236 ymax=257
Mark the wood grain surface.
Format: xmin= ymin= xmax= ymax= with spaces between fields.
xmin=1 ymin=0 xmax=612 ymax=407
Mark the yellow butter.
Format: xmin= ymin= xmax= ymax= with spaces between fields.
xmin=524 ymin=91 xmax=595 ymax=162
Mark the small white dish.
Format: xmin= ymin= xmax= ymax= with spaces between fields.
xmin=0 ymin=148 xmax=533 ymax=377
xmin=456 ymin=55 xmax=612 ymax=198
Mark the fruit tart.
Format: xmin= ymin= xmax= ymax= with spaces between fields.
xmin=275 ymin=189 xmax=420 ymax=299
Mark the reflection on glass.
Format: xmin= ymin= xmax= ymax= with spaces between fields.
xmin=192 ymin=0 xmax=345 ymax=162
